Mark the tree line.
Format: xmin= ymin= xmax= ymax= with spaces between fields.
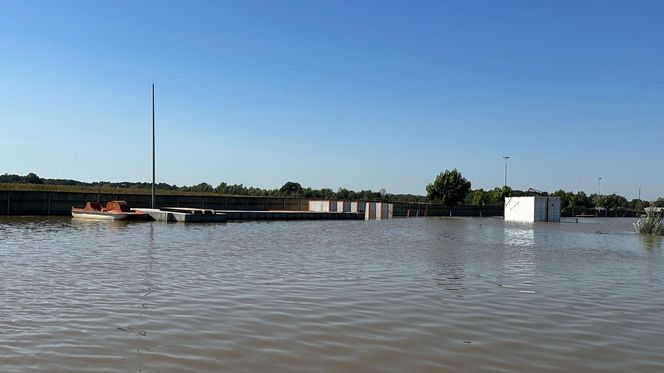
xmin=2 ymin=171 xmax=662 ymax=209
xmin=425 ymin=169 xmax=663 ymax=211
xmin=0 ymin=173 xmax=390 ymax=200
xmin=469 ymin=187 xmax=659 ymax=211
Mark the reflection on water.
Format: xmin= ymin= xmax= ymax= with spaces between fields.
xmin=504 ymin=223 xmax=535 ymax=247
xmin=502 ymin=223 xmax=536 ymax=289
xmin=1 ymin=216 xmax=663 ymax=372
xmin=639 ymin=234 xmax=664 ymax=250
xmin=70 ymin=218 xmax=133 ymax=232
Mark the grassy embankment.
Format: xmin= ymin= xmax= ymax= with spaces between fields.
xmin=0 ymin=183 xmax=267 ymax=198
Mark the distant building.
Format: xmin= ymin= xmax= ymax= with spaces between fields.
xmin=504 ymin=196 xmax=560 ymax=222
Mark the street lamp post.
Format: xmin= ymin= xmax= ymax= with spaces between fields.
xmin=151 ymin=83 xmax=156 ymax=209
xmin=503 ymin=156 xmax=510 ymax=188
xmin=596 ymin=177 xmax=603 ymax=216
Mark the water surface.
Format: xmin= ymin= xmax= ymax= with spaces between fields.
xmin=1 ymin=217 xmax=663 ymax=372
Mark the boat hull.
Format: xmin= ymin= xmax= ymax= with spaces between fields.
xmin=71 ymin=210 xmax=148 ymax=221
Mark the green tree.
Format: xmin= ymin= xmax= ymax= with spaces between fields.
xmin=591 ymin=194 xmax=602 ymax=208
xmin=553 ymin=189 xmax=567 ymax=201
xmin=357 ymin=190 xmax=374 ymax=200
xmin=279 ymin=181 xmax=303 ymax=196
xmin=629 ymin=199 xmax=647 ymax=211
xmin=426 ymin=169 xmax=471 ymax=207
xmin=471 ymin=189 xmax=489 ymax=206
xmin=488 ymin=187 xmax=501 ymax=205
xmin=553 ymin=190 xmax=577 ymax=212
xmin=337 ymin=188 xmax=350 ymax=200
xmin=566 ymin=193 xmax=576 ymax=213
xmin=603 ymin=194 xmax=627 ymax=210
xmin=653 ymin=198 xmax=664 ymax=208
xmin=487 ymin=186 xmax=512 ymax=205
xmin=500 ymin=186 xmax=513 ymax=199
xmin=188 ymin=182 xmax=213 ymax=193
xmin=25 ymin=172 xmax=43 ymax=184
xmin=215 ymin=182 xmax=229 ymax=194
xmin=575 ymin=191 xmax=591 ymax=208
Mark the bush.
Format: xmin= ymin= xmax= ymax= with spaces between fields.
xmin=634 ymin=207 xmax=664 ymax=235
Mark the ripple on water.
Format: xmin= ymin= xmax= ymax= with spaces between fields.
xmin=0 ymin=217 xmax=663 ymax=372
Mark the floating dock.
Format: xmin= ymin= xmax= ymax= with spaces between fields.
xmin=217 ymin=210 xmax=362 ymax=221
xmin=141 ymin=207 xmax=227 ymax=222
xmin=139 ymin=207 xmax=361 ymax=222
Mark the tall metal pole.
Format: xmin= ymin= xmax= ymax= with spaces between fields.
xmin=503 ymin=156 xmax=510 ymax=187
xmin=638 ymin=186 xmax=641 ymax=200
xmin=151 ymin=84 xmax=155 ymax=209
xmin=597 ymin=177 xmax=602 ymax=196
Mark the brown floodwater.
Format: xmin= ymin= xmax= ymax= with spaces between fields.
xmin=0 ymin=216 xmax=663 ymax=372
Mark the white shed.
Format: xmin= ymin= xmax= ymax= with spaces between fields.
xmin=504 ymin=196 xmax=560 ymax=222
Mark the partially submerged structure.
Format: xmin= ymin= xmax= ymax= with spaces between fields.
xmin=71 ymin=200 xmax=150 ymax=220
xmin=504 ymin=196 xmax=561 ymax=222
xmin=308 ymin=200 xmax=393 ymax=220
xmin=308 ymin=200 xmax=365 ymax=214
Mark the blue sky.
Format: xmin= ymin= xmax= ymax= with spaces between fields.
xmin=1 ymin=0 xmax=662 ymax=199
